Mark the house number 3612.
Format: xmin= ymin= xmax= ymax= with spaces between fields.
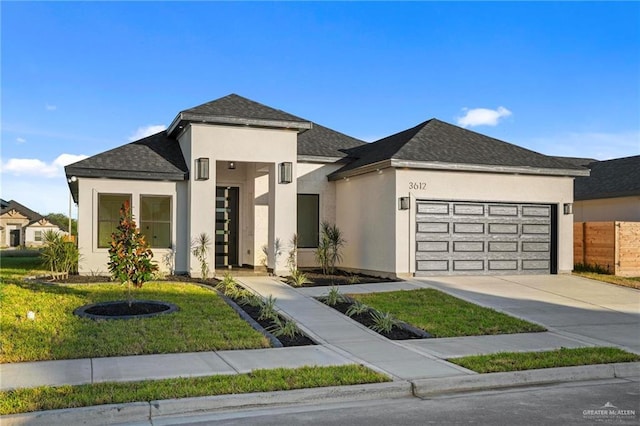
xmin=409 ymin=181 xmax=427 ymax=190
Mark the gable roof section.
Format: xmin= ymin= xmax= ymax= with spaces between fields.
xmin=552 ymin=156 xmax=597 ymax=168
xmin=574 ymin=155 xmax=640 ymax=201
xmin=168 ymin=94 xmax=312 ymax=134
xmin=329 ymin=119 xmax=589 ymax=180
xmin=65 ymin=131 xmax=189 ymax=181
xmin=1 ymin=200 xmax=43 ymax=222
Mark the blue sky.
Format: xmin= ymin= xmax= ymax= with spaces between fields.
xmin=2 ymin=1 xmax=639 ymax=215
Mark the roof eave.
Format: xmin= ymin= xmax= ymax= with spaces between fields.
xmin=329 ymin=159 xmax=590 ymax=181
xmin=390 ymin=160 xmax=591 ymax=177
xmin=168 ymin=112 xmax=312 ymax=136
xmin=297 ymin=155 xmax=349 ymax=164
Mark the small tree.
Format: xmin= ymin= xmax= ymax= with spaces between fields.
xmin=108 ymin=201 xmax=157 ymax=305
xmin=191 ymin=233 xmax=211 ymax=280
xmin=315 ymin=222 xmax=346 ymax=275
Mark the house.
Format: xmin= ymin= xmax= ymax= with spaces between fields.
xmin=0 ymin=199 xmax=62 ymax=247
xmin=571 ymin=156 xmax=640 ymax=222
xmin=65 ymin=94 xmax=588 ymax=278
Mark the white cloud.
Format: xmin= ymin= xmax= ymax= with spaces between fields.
xmin=457 ymin=106 xmax=512 ymax=127
xmin=45 ymin=104 xmax=57 ymax=111
xmin=1 ymin=154 xmax=88 ymax=178
xmin=16 ymin=137 xmax=26 ymax=144
xmin=128 ymin=124 xmax=166 ymax=142
xmin=524 ymin=131 xmax=640 ymax=160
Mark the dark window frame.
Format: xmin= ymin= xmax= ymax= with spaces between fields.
xmin=140 ymin=195 xmax=172 ymax=249
xmin=97 ymin=193 xmax=131 ymax=248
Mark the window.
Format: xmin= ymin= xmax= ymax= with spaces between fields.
xmin=34 ymin=230 xmax=42 ymax=242
xmin=140 ymin=196 xmax=172 ymax=248
xmin=297 ymin=194 xmax=319 ymax=248
xmin=98 ymin=194 xmax=131 ymax=248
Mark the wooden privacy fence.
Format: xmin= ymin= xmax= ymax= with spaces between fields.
xmin=574 ymin=222 xmax=640 ymax=277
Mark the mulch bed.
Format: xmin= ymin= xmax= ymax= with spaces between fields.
xmin=323 ymin=300 xmax=429 ymax=340
xmin=235 ymin=303 xmax=315 ymax=347
xmin=291 ymin=269 xmax=399 ymax=287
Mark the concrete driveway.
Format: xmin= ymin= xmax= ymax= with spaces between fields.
xmin=414 ymin=274 xmax=640 ymax=354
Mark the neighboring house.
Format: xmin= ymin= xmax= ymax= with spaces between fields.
xmin=0 ymin=200 xmax=62 ymax=247
xmin=570 ymin=156 xmax=640 ymax=222
xmin=65 ymin=94 xmax=588 ymax=278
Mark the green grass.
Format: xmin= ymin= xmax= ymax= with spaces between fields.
xmin=0 ymin=365 xmax=390 ymax=415
xmin=350 ymin=289 xmax=546 ymax=337
xmin=0 ymin=255 xmax=48 ymax=278
xmin=449 ymin=347 xmax=640 ymax=373
xmin=573 ymin=271 xmax=640 ymax=290
xmin=0 ymin=280 xmax=271 ymax=362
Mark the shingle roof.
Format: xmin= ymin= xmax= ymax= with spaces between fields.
xmin=65 ymin=131 xmax=188 ymax=181
xmin=574 ymin=155 xmax=640 ymax=200
xmin=1 ymin=200 xmax=43 ymax=222
xmin=171 ymin=94 xmax=312 ymax=132
xmin=330 ymin=119 xmax=588 ymax=178
xmin=183 ymin=94 xmax=309 ymax=124
xmin=552 ymin=156 xmax=597 ymax=168
xmin=298 ymin=122 xmax=365 ymax=158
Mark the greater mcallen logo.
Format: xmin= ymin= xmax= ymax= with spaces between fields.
xmin=583 ymin=402 xmax=636 ymax=421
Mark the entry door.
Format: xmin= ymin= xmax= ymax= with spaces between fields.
xmin=215 ymin=187 xmax=239 ymax=268
xmin=10 ymin=229 xmax=21 ymax=247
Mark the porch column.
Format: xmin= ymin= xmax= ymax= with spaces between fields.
xmin=188 ymin=159 xmax=216 ymax=278
xmin=267 ymin=162 xmax=297 ymax=275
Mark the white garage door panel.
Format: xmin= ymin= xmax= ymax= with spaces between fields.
xmin=415 ymin=201 xmax=552 ymax=276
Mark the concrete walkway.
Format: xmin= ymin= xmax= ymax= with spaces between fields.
xmin=236 ymin=277 xmax=472 ymax=381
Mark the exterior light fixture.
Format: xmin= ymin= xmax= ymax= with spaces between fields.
xmin=195 ymin=158 xmax=210 ymax=180
xmin=228 ymin=161 xmax=236 ymax=170
xmin=398 ymin=197 xmax=410 ymax=210
xmin=563 ymin=203 xmax=573 ymax=215
xmin=279 ymin=162 xmax=292 ymax=184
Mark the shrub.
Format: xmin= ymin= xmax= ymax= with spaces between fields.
xmin=40 ymin=230 xmax=80 ymax=279
xmin=369 ymin=310 xmax=399 ymax=334
xmin=315 ymin=222 xmax=345 ymax=275
xmin=267 ymin=316 xmax=302 ymax=339
xmin=346 ymin=300 xmax=370 ymax=317
xmin=288 ymin=269 xmax=311 ymax=287
xmin=107 ymin=200 xmax=158 ymax=305
xmin=574 ymin=262 xmax=611 ymax=275
xmin=191 ymin=233 xmax=212 ymax=279
xmin=323 ymin=286 xmax=345 ymax=307
xmin=258 ymin=295 xmax=279 ymax=321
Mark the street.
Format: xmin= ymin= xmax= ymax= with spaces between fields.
xmin=153 ymin=378 xmax=639 ymax=426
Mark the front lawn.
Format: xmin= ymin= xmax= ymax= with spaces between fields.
xmin=0 ymin=365 xmax=390 ymax=415
xmin=0 ymin=281 xmax=270 ymax=363
xmin=349 ymin=289 xmax=546 ymax=337
xmin=449 ymin=347 xmax=640 ymax=373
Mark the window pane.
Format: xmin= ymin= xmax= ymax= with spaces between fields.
xmin=98 ymin=194 xmax=130 ymax=248
xmin=297 ymin=194 xmax=319 ymax=248
xmin=140 ymin=196 xmax=171 ymax=248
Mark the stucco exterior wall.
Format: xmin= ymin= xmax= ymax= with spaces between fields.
xmin=335 ymin=169 xmax=397 ymax=276
xmin=185 ymin=124 xmax=298 ymax=275
xmin=76 ymin=178 xmax=180 ymax=275
xmin=394 ymin=169 xmax=576 ymax=275
xmin=574 ymin=196 xmax=640 ymax=222
xmin=296 ymin=162 xmax=342 ymax=267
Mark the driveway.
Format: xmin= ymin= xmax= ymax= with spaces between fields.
xmin=414 ymin=274 xmax=640 ymax=354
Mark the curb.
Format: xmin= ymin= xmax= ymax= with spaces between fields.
xmin=0 ymin=381 xmax=412 ymax=426
xmin=2 ymin=363 xmax=638 ymax=425
xmin=412 ymin=362 xmax=640 ymax=397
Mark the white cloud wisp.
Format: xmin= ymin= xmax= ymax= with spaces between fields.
xmin=457 ymin=106 xmax=512 ymax=128
xmin=128 ymin=124 xmax=166 ymax=142
xmin=1 ymin=154 xmax=88 ymax=178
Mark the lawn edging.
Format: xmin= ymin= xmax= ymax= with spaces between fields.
xmin=0 ymin=381 xmax=412 ymax=426
xmin=412 ymin=361 xmax=640 ymax=397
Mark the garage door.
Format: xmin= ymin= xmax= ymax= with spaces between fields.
xmin=415 ymin=201 xmax=553 ymax=276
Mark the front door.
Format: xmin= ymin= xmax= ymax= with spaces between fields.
xmin=10 ymin=229 xmax=20 ymax=247
xmin=215 ymin=187 xmax=239 ymax=268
